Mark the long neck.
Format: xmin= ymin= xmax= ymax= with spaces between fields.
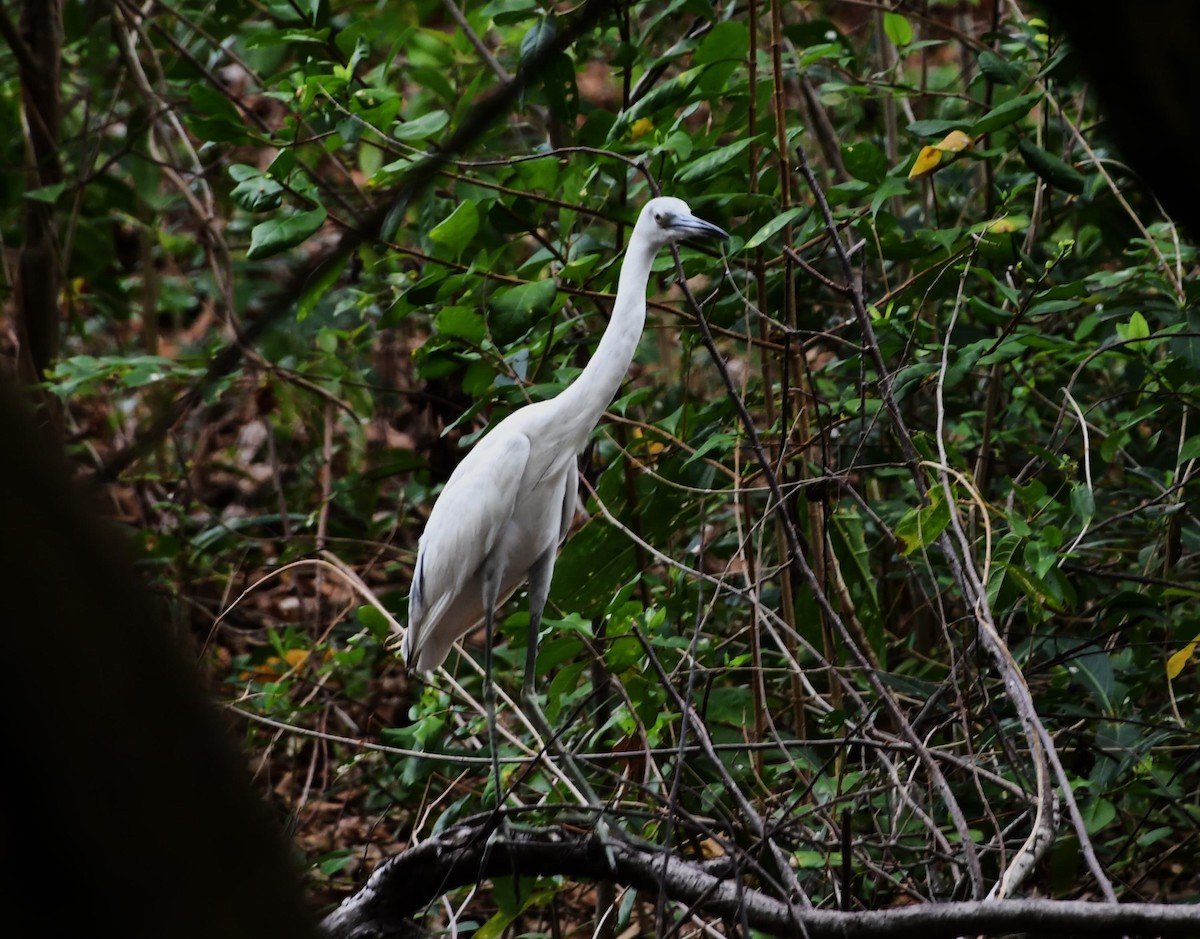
xmin=558 ymin=235 xmax=657 ymax=441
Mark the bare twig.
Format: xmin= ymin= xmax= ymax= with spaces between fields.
xmin=674 ymin=239 xmax=985 ymax=893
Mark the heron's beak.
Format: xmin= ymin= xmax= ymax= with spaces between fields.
xmin=681 ymin=214 xmax=730 ymax=241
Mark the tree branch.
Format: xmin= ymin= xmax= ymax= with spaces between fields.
xmin=320 ymin=820 xmax=1200 ymax=939
xmin=10 ymin=0 xmax=64 ymax=406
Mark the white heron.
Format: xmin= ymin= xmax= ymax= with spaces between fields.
xmin=401 ymin=196 xmax=728 ymax=808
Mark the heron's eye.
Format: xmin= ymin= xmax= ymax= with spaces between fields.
xmin=654 ymin=213 xmax=663 ymax=224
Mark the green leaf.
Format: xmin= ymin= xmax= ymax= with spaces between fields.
xmin=683 ymin=432 xmax=738 ymax=466
xmin=489 ymin=278 xmax=557 ymax=342
xmin=1081 ymin=798 xmax=1116 ymax=835
xmin=435 ymin=305 xmax=486 ymax=344
xmin=247 ymin=207 xmax=327 ymax=259
xmin=518 ymin=16 xmax=556 ymax=60
xmin=694 ymin=21 xmax=749 ymax=93
xmin=970 ymin=92 xmax=1043 ymax=136
xmin=603 ymin=619 xmax=642 ymax=674
xmin=1004 ymin=564 xmax=1066 ymax=614
xmin=490 ymin=278 xmax=557 ymax=319
xmin=1018 ymin=139 xmax=1085 ymax=195
xmin=675 ymin=138 xmax=753 ymax=184
xmin=978 ymin=50 xmax=1022 ymax=85
xmin=1179 ymin=436 xmax=1200 ymax=463
xmin=392 ymin=109 xmax=450 ymax=142
xmin=609 ymin=68 xmax=700 ymax=139
xmin=316 ymin=850 xmax=354 ymax=877
xmin=1137 ymin=827 xmax=1174 ymax=848
xmin=1063 ymin=642 xmax=1116 ymax=711
xmin=428 ymin=200 xmax=479 ymax=256
xmin=742 ymin=206 xmax=806 ymax=251
xmin=355 ymin=604 xmax=393 ymax=640
xmin=895 ymin=488 xmax=952 ymax=555
xmin=297 ymin=252 xmax=348 ymax=321
xmin=230 ymin=166 xmax=284 ymax=212
xmin=1126 ymin=311 xmax=1150 ymax=339
xmin=186 ymin=83 xmax=245 ymax=142
xmin=544 ymin=661 xmax=588 ymax=725
xmin=243 ymin=28 xmax=329 ymax=51
xmin=316 ymin=328 xmax=338 ymax=354
xmin=882 ymin=12 xmax=913 ymax=47
xmin=907 ymin=119 xmax=969 ymax=137
xmin=1115 ymin=311 xmax=1153 ymax=351
xmin=1070 ymin=484 xmax=1095 ymax=522
xmin=24 ymin=182 xmax=67 ymax=204
xmin=538 ymin=52 xmax=579 ymax=122
xmin=695 ymin=20 xmax=750 ymax=63
xmin=267 ymin=149 xmax=296 ymax=180
xmin=842 ymin=140 xmax=888 ymax=183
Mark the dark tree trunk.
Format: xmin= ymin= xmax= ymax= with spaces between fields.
xmin=0 ymin=378 xmax=323 ymax=939
xmin=4 ymin=0 xmax=64 ymax=424
xmin=1043 ymin=0 xmax=1200 ymax=236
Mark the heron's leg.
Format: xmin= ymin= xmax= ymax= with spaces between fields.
xmin=518 ymin=547 xmax=617 ymax=866
xmin=523 ymin=546 xmax=555 ymax=701
xmin=480 ymin=558 xmax=506 ymax=821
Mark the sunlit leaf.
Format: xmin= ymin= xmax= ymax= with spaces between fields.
xmin=1167 ymin=634 xmax=1200 ymax=679
xmin=908 ymin=129 xmax=975 ymax=180
xmin=937 ymin=130 xmax=973 ymax=153
xmin=1116 ymin=311 xmax=1152 ymax=347
xmin=908 ymin=145 xmax=943 ymax=179
xmin=882 ymin=12 xmax=913 ymax=46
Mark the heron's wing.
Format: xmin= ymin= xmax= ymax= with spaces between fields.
xmin=403 ymin=430 xmax=532 ymax=669
xmin=558 ymin=460 xmax=579 ymax=543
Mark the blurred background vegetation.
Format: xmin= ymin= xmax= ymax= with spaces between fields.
xmin=3 ymin=0 xmax=1198 ymax=930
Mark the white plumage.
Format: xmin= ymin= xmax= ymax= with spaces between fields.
xmin=403 ymin=196 xmax=729 ymax=674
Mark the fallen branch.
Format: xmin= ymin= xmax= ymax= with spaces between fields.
xmin=321 ymin=820 xmax=1200 ymax=939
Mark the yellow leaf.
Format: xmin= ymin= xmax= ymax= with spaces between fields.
xmin=986 ymin=217 xmax=1020 ymax=233
xmin=936 ymin=129 xmax=973 ymax=153
xmin=909 ymin=131 xmax=974 ymax=180
xmin=241 ymin=656 xmax=284 ymax=681
xmin=283 ymin=648 xmax=310 ymax=668
xmin=908 ymin=145 xmax=943 ymax=179
xmin=1166 ymin=634 xmax=1200 ymax=680
xmin=631 ymin=117 xmax=655 ymax=140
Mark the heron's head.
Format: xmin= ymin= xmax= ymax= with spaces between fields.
xmin=636 ymin=196 xmax=729 ymax=248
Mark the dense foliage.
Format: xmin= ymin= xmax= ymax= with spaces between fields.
xmin=5 ymin=0 xmax=1198 ymax=929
